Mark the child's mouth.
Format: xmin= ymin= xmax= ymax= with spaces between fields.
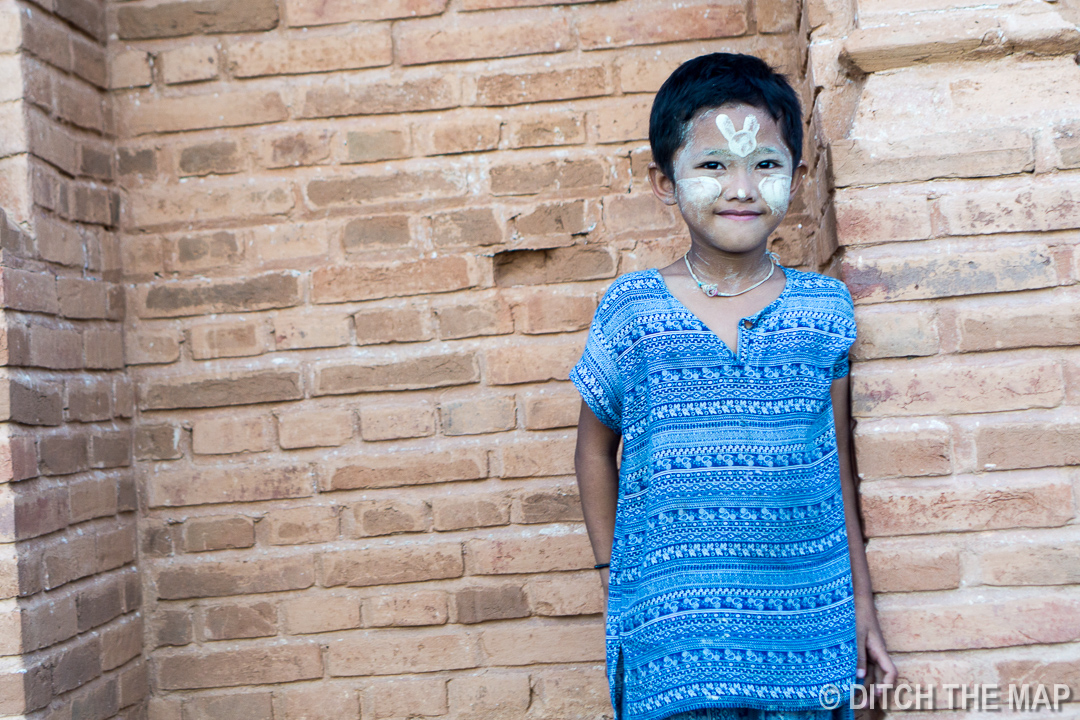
xmin=717 ymin=210 xmax=762 ymax=221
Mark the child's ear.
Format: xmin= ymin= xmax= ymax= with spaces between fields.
xmin=648 ymin=162 xmax=679 ymax=206
xmin=789 ymin=161 xmax=809 ymax=199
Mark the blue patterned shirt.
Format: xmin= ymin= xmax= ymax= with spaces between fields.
xmin=570 ymin=266 xmax=859 ymax=720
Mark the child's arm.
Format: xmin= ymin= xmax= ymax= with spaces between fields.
xmin=832 ymin=375 xmax=898 ymax=694
xmin=575 ymin=401 xmax=621 ymax=591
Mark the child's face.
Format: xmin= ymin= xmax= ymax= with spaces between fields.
xmin=650 ymin=102 xmax=806 ymax=256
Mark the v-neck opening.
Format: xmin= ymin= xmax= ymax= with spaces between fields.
xmin=649 ymin=265 xmax=793 ymax=360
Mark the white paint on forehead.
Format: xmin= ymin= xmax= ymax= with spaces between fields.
xmin=759 ymin=173 xmax=792 ymax=216
xmin=676 ymin=177 xmax=723 ymax=209
xmin=717 ymin=114 xmax=761 ymax=158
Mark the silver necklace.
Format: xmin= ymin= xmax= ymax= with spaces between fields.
xmin=683 ymin=251 xmax=778 ymax=298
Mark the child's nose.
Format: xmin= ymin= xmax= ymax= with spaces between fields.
xmin=726 ymin=168 xmax=755 ymax=201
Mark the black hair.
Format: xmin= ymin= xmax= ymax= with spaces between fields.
xmin=648 ymin=53 xmax=803 ymax=180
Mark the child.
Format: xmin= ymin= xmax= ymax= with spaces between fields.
xmin=570 ymin=53 xmax=897 ymax=720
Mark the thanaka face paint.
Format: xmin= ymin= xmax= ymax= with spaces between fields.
xmin=675 ymin=176 xmax=723 ymax=222
xmin=716 ymin=114 xmax=761 ymax=158
xmin=758 ymin=172 xmax=792 ymax=216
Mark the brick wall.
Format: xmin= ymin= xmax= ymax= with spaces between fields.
xmin=0 ymin=0 xmax=142 ymax=719
xmin=108 ymin=2 xmax=817 ymax=719
xmin=5 ymin=0 xmax=1076 ymax=718
xmin=811 ymin=0 xmax=1080 ymax=707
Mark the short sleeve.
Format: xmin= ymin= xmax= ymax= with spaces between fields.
xmin=569 ymin=316 xmax=623 ymax=433
xmin=831 ymin=283 xmax=858 ymax=380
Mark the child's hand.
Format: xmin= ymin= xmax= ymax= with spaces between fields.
xmin=855 ymin=594 xmax=897 ymax=696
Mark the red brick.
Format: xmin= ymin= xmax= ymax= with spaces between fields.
xmin=192 ymin=415 xmax=273 ymax=455
xmin=473 ymin=66 xmax=609 ymax=106
xmin=97 ymin=521 xmax=138 ymax=573
xmin=52 ymin=635 xmax=103 ymax=693
xmin=316 ymin=352 xmax=478 ymax=395
xmin=432 ymin=494 xmax=511 ymax=531
xmin=865 ymin=538 xmax=961 ymax=593
xmin=351 ymin=499 xmax=429 ymax=537
xmin=414 ymin=118 xmax=500 ymax=156
xmin=359 ymin=403 xmax=435 ymax=441
xmin=102 ymin=617 xmax=143 ymax=670
xmin=258 ymin=128 xmax=333 ymax=170
xmin=455 ymin=584 xmax=529 ymax=624
xmin=363 ymin=678 xmax=447 ymax=719
xmin=68 ymin=475 xmax=118 ymax=523
xmin=182 ymin=692 xmax=273 ymax=720
xmin=577 ymin=0 xmax=747 ymax=49
xmin=447 ymin=672 xmax=531 ymax=719
xmin=514 ymin=486 xmax=583 ymax=523
xmin=850 ymin=304 xmax=939 ymax=360
xmin=135 ymin=425 xmax=182 ymax=461
xmin=833 ymin=186 xmax=933 ymax=245
xmin=75 ymin=577 xmax=124 ymax=632
xmin=522 ymin=388 xmax=579 ymax=430
xmin=341 ymin=126 xmax=410 ymax=164
xmin=135 ymin=272 xmax=301 ymax=319
xmin=13 ymin=480 xmax=69 ymax=541
xmin=362 ymin=590 xmax=449 ymax=627
xmin=603 ymin=193 xmax=680 ymax=236
xmin=128 ymin=178 xmax=293 ymax=228
xmin=281 ymin=595 xmax=360 ymax=635
xmin=953 ymin=289 xmax=1080 ymax=352
xmin=66 ymin=378 xmax=112 ymax=423
xmin=467 ymin=527 xmax=593 ymax=574
xmin=160 ymin=44 xmax=219 ymax=85
xmin=971 ymin=410 xmax=1080 ymax=472
xmin=354 ymin=305 xmax=432 ymax=344
xmin=310 ymin=165 xmax=470 ymax=207
xmin=527 ymin=572 xmax=605 ymax=616
xmin=328 ymin=448 xmax=486 ymax=490
xmin=153 ymin=609 xmax=193 ymax=648
xmin=4 ymin=376 xmax=64 ymax=426
xmin=273 ymin=310 xmax=351 ymax=350
xmin=832 ymin=130 xmax=1034 ymax=187
xmin=397 ymin=11 xmax=570 ymax=66
xmin=284 ymin=0 xmax=447 ymax=26
xmin=29 ymin=322 xmax=83 ymax=370
xmin=977 ymin=533 xmax=1080 ymax=586
xmin=85 ymin=327 xmax=125 ymax=370
xmin=312 ymin=256 xmax=474 ymax=303
xmin=118 ymin=660 xmax=149 ymax=709
xmin=995 ymin=655 xmax=1080 ymax=699
xmin=342 ymin=215 xmax=412 ymax=252
xmin=0 ymin=432 xmax=38 ymax=482
xmin=19 ymin=589 xmax=77 ymax=650
xmin=167 ymin=229 xmax=243 ymax=271
xmin=110 ymin=49 xmax=152 ymax=89
xmin=940 ymin=175 xmax=1080 ymax=236
xmin=507 ymin=110 xmax=586 ymax=148
xmin=853 ymin=418 xmax=952 ymax=481
xmin=39 ymin=431 xmax=89 ymax=476
xmin=189 ymin=319 xmax=267 ymax=360
xmin=515 ymin=291 xmax=596 ymax=334
xmin=155 ymin=555 xmax=314 ymax=600
xmin=57 ymin=278 xmax=110 ymax=319
xmin=227 ymin=26 xmax=391 ymax=77
xmin=183 ymin=516 xmax=255 ymax=553
xmin=431 ymin=208 xmax=503 ymax=247
xmin=326 ymin=629 xmax=476 ymax=676
xmin=140 ymin=369 xmax=303 ymax=411
xmin=877 ymin=592 xmax=1080 ymax=653
xmin=203 ymin=601 xmax=277 ymax=640
xmin=299 ymin=74 xmax=458 ymax=118
xmin=486 ymin=342 xmax=582 ymax=386
xmin=118 ymin=91 xmax=287 ymax=136
xmin=322 ymin=541 xmax=463 ymax=587
xmin=490 ymin=157 xmax=607 ymax=196
xmin=434 ymin=296 xmax=514 ymax=339
xmin=264 ymin=505 xmax=340 ymax=545
xmin=842 ymin=242 xmax=1058 ymax=304
xmin=852 ymin=356 xmax=1063 ymax=418
xmin=860 ymin=471 xmax=1074 ymax=538
xmin=479 ymin=620 xmax=604 ymax=665
xmin=148 ymin=464 xmax=313 ymax=508
xmin=591 ymin=96 xmax=652 ymax=144
xmin=494 ymin=246 xmax=616 ymax=286
xmin=116 ymin=0 xmax=279 ymax=39
xmin=1 ymin=267 xmax=59 ymax=314
xmin=155 ymin=643 xmax=322 ymax=690
xmin=277 ymin=408 xmax=354 ymax=449
xmin=513 ymin=200 xmax=597 ymax=247
xmin=440 ymin=395 xmax=516 ymax=435
xmin=497 ymin=435 xmax=576 ymax=478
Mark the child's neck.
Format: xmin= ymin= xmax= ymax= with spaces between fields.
xmin=685 ymin=243 xmax=773 ymax=287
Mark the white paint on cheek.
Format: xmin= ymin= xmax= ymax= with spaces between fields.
xmin=676 ymin=176 xmax=723 ymax=209
xmin=759 ymin=173 xmax=792 ymax=216
xmin=716 ymin=114 xmax=761 ymax=158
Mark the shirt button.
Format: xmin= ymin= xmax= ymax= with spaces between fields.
xmin=742 ymin=320 xmax=753 ymax=329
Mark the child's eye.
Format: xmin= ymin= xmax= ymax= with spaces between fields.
xmin=700 ymin=161 xmax=723 ymax=171
xmin=758 ymin=160 xmax=782 ymax=170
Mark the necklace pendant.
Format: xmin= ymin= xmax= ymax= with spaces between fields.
xmin=703 ymin=283 xmax=719 ymax=297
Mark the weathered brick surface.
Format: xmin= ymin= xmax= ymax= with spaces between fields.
xmin=0 ymin=1 xmax=1062 ymax=718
